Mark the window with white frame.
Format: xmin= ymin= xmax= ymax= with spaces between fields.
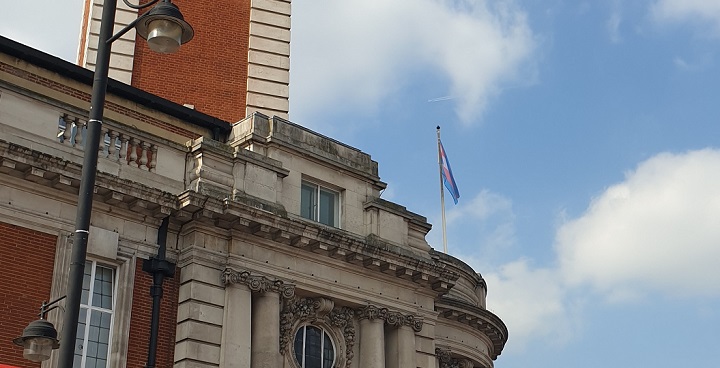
xmin=74 ymin=261 xmax=115 ymax=368
xmin=300 ymin=181 xmax=340 ymax=227
xmin=293 ymin=325 xmax=335 ymax=368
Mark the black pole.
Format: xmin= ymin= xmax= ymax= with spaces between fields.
xmin=57 ymin=1 xmax=117 ymax=368
xmin=143 ymin=217 xmax=175 ymax=368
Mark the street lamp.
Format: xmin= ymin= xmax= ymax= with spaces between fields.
xmin=51 ymin=1 xmax=193 ymax=368
xmin=13 ymin=297 xmax=65 ymax=362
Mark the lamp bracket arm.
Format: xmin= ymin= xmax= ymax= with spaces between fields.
xmin=122 ymin=0 xmax=161 ymax=10
xmin=39 ymin=295 xmax=67 ymax=319
xmin=106 ymin=15 xmax=144 ymax=44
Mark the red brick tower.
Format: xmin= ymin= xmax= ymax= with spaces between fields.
xmin=77 ymin=0 xmax=291 ymax=123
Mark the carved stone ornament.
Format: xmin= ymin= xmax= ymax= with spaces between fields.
xmin=221 ymin=268 xmax=295 ymax=299
xmin=357 ymin=305 xmax=424 ymax=332
xmin=280 ymin=297 xmax=355 ymax=368
xmin=436 ymin=347 xmax=474 ymax=368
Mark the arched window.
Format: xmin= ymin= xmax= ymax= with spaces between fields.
xmin=293 ymin=325 xmax=335 ymax=368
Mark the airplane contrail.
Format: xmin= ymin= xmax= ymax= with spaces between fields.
xmin=427 ymin=95 xmax=455 ymax=103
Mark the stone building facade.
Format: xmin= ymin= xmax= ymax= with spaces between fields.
xmin=0 ymin=1 xmax=506 ymax=367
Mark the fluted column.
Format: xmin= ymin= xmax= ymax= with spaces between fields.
xmin=252 ymin=292 xmax=282 ymax=368
xmin=220 ymin=283 xmax=252 ymax=368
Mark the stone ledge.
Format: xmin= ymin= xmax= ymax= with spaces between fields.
xmin=435 ymin=297 xmax=508 ymax=360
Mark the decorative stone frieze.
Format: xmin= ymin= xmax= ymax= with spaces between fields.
xmin=280 ymin=297 xmax=355 ymax=368
xmin=221 ymin=268 xmax=295 ymax=299
xmin=356 ymin=305 xmax=424 ymax=332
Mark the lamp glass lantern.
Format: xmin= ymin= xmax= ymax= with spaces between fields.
xmin=136 ymin=1 xmax=194 ymax=54
xmin=13 ymin=319 xmax=60 ymax=362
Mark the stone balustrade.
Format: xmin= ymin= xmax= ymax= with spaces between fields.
xmin=58 ymin=113 xmax=158 ymax=172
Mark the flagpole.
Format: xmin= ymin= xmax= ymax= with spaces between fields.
xmin=437 ymin=126 xmax=449 ymax=254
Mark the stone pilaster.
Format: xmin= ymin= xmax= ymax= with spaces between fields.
xmin=219 ymin=283 xmax=252 ymax=368
xmin=385 ymin=325 xmax=415 ymax=368
xmin=252 ymin=292 xmax=282 ymax=368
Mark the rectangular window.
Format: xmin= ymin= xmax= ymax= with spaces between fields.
xmin=301 ymin=181 xmax=340 ymax=227
xmin=74 ymin=261 xmax=115 ymax=368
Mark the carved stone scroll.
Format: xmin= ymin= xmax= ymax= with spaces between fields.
xmin=222 ymin=268 xmax=295 ymax=299
xmin=358 ymin=305 xmax=424 ymax=332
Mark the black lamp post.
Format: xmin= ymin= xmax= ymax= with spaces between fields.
xmin=37 ymin=1 xmax=193 ymax=368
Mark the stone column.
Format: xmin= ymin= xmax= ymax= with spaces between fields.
xmin=386 ymin=324 xmax=415 ymax=368
xmin=251 ymin=292 xmax=282 ymax=368
xmin=220 ymin=283 xmax=252 ymax=368
xmin=358 ymin=306 xmax=387 ymax=368
xmin=222 ymin=268 xmax=295 ymax=368
xmin=360 ymin=318 xmax=386 ymax=368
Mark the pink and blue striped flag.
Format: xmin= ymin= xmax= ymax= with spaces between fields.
xmin=439 ymin=140 xmax=460 ymax=204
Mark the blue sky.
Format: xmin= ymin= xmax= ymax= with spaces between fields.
xmin=2 ymin=0 xmax=720 ymax=367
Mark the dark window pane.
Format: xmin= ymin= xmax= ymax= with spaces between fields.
xmin=301 ymin=183 xmax=317 ymax=221
xmin=294 ymin=327 xmax=305 ymax=366
xmin=319 ymin=189 xmax=336 ymax=226
xmin=100 ymin=313 xmax=112 ymax=328
xmin=323 ymin=333 xmax=334 ymax=367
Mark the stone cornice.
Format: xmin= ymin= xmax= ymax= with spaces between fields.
xmin=0 ymin=139 xmax=460 ymax=296
xmin=178 ymin=190 xmax=459 ymax=295
xmin=356 ymin=305 xmax=424 ymax=332
xmin=436 ymin=297 xmax=508 ymax=360
xmin=0 ymin=139 xmax=177 ymax=219
xmin=222 ymin=268 xmax=295 ymax=299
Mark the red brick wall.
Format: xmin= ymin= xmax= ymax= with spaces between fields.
xmin=126 ymin=260 xmax=180 ymax=368
xmin=131 ymin=0 xmax=251 ymax=124
xmin=0 ymin=222 xmax=57 ymax=368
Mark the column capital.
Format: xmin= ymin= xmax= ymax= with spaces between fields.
xmin=221 ymin=268 xmax=295 ymax=299
xmin=357 ymin=305 xmax=424 ymax=332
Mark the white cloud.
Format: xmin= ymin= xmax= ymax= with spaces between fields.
xmin=481 ymin=260 xmax=576 ymax=352
xmin=467 ymin=150 xmax=720 ymax=351
xmin=652 ymin=0 xmax=720 ymax=34
xmin=556 ymin=149 xmax=720 ymax=298
xmin=446 ymin=189 xmax=516 ymax=252
xmin=290 ymin=0 xmax=536 ymax=127
xmin=0 ymin=0 xmax=84 ymax=61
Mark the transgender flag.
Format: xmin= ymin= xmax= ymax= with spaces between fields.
xmin=439 ymin=140 xmax=460 ymax=204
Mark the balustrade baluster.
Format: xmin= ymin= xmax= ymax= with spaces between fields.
xmin=108 ymin=130 xmax=118 ymax=159
xmin=98 ymin=127 xmax=108 ymax=158
xmin=128 ymin=138 xmax=138 ymax=166
xmin=149 ymin=146 xmax=158 ymax=172
xmin=139 ymin=141 xmax=150 ymax=169
xmin=119 ymin=134 xmax=128 ymax=163
xmin=74 ymin=120 xmax=84 ymax=147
